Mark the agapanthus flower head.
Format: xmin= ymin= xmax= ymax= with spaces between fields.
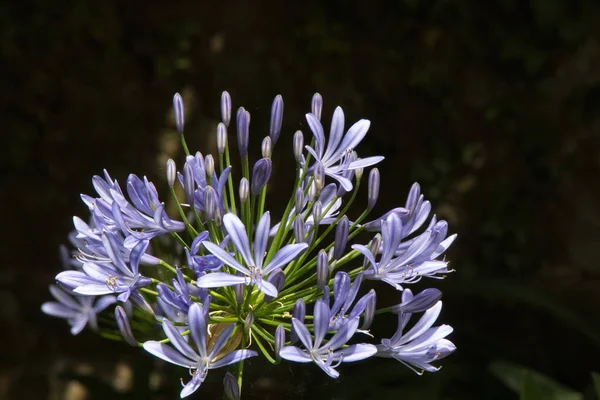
xmin=44 ymin=90 xmax=456 ymax=399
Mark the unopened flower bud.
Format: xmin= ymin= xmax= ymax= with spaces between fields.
xmin=269 ymin=95 xmax=284 ymax=145
xmin=317 ymin=249 xmax=329 ymax=290
xmin=362 ymin=290 xmax=376 ymax=330
xmin=314 ymin=163 xmax=325 ymax=193
xmin=265 ymin=268 xmax=286 ymax=302
xmin=173 ymin=93 xmax=185 ymax=134
xmin=223 ymin=372 xmax=240 ymax=400
xmin=275 ymin=325 xmax=285 ymax=362
xmin=355 ymin=166 xmax=364 ymax=181
xmin=307 ymin=181 xmax=317 ymax=201
xmin=368 ymin=168 xmax=380 ymax=209
xmin=214 ymin=207 xmax=223 ymax=227
xmin=166 ymin=159 xmax=176 ymax=187
xmin=239 ymin=178 xmax=249 ymax=203
xmin=311 ymin=93 xmax=323 ymax=121
xmin=312 ymin=201 xmax=323 ymax=225
xmin=251 ymin=158 xmax=272 ymax=196
xmin=244 ymin=312 xmax=254 ymax=335
xmin=183 ymin=161 xmax=195 ymax=207
xmin=294 ymin=187 xmax=304 ymax=214
xmin=235 ymin=283 xmax=244 ymax=304
xmin=204 ymin=186 xmax=217 ymax=221
xmin=261 ymin=136 xmax=272 ymax=158
xmin=204 ymin=154 xmax=215 ymax=178
xmin=333 ymin=216 xmax=349 ymax=259
xmin=115 ymin=306 xmax=137 ymax=346
xmin=391 ymin=288 xmax=443 ymax=314
xmin=236 ymin=107 xmax=250 ymax=157
xmin=293 ymin=130 xmax=304 ymax=162
xmin=221 ymin=91 xmax=232 ymax=127
xmin=217 ymin=123 xmax=227 ymax=155
xmin=294 ymin=216 xmax=305 ymax=243
xmin=291 ymin=299 xmax=305 ymax=344
xmin=365 ymin=234 xmax=382 ymax=268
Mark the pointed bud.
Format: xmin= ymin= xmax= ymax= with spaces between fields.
xmin=251 ymin=158 xmax=272 ymax=196
xmin=173 ymin=93 xmax=185 ymax=134
xmin=265 ymin=268 xmax=286 ymax=302
xmin=183 ymin=161 xmax=195 ymax=207
xmin=293 ymin=130 xmax=304 ymax=162
xmin=236 ymin=107 xmax=250 ymax=157
xmin=294 ymin=216 xmax=305 ymax=243
xmin=291 ymin=299 xmax=306 ymax=344
xmin=295 ymin=187 xmax=304 ymax=214
xmin=275 ymin=325 xmax=285 ymax=362
xmin=365 ymin=234 xmax=382 ymax=268
xmin=244 ymin=312 xmax=254 ymax=335
xmin=391 ymin=288 xmax=443 ymax=314
xmin=261 ymin=136 xmax=272 ymax=158
xmin=312 ymin=201 xmax=323 ymax=226
xmin=314 ymin=163 xmax=325 ymax=193
xmin=368 ymin=168 xmax=380 ymax=209
xmin=269 ymin=95 xmax=284 ymax=144
xmin=166 ymin=159 xmax=176 ymax=187
xmin=221 ymin=91 xmax=232 ymax=127
xmin=307 ymin=181 xmax=317 ymax=201
xmin=333 ymin=216 xmax=349 ymax=259
xmin=355 ymin=164 xmax=364 ymax=181
xmin=217 ymin=123 xmax=227 ymax=155
xmin=204 ymin=154 xmax=215 ymax=178
xmin=239 ymin=178 xmax=249 ymax=203
xmin=317 ymin=249 xmax=329 ymax=290
xmin=204 ymin=186 xmax=218 ymax=221
xmin=223 ymin=372 xmax=240 ymax=400
xmin=362 ymin=290 xmax=376 ymax=330
xmin=235 ymin=283 xmax=244 ymax=304
xmin=115 ymin=306 xmax=137 ymax=346
xmin=311 ymin=93 xmax=323 ymax=121
xmin=214 ymin=207 xmax=223 ymax=227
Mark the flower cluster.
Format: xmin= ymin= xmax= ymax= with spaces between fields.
xmin=43 ymin=90 xmax=456 ymax=398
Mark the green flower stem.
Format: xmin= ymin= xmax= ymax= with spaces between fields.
xmin=169 ymin=187 xmax=199 ymax=238
xmin=236 ymin=335 xmax=247 ymax=391
xmin=140 ymin=287 xmax=159 ymax=297
xmin=180 ymin=134 xmax=191 ymax=157
xmin=170 ymin=232 xmax=190 ymax=250
xmin=252 ymin=329 xmax=277 ymax=364
xmin=257 ymin=318 xmax=291 ymax=328
xmin=251 ymin=323 xmax=275 ymax=344
xmin=224 ymin=144 xmax=237 ymax=215
xmin=159 ymin=259 xmax=185 ymax=279
xmin=374 ymin=306 xmax=393 ymax=315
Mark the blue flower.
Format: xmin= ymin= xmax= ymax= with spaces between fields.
xmin=353 ymin=210 xmax=456 ymax=290
xmin=56 ymin=232 xmax=152 ymax=304
xmin=143 ymin=303 xmax=257 ymax=398
xmin=279 ymin=299 xmax=377 ymax=378
xmin=325 ymin=272 xmax=375 ymax=331
xmin=196 ymin=212 xmax=308 ymax=297
xmin=304 ymin=107 xmax=383 ymax=191
xmin=185 ymin=232 xmax=226 ymax=276
xmin=157 ymin=268 xmax=208 ymax=315
xmin=41 ymin=285 xmax=116 ymax=335
xmin=376 ymin=300 xmax=455 ymax=374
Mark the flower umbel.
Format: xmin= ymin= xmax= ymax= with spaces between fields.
xmin=43 ymin=90 xmax=457 ymax=398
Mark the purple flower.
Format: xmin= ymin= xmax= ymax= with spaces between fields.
xmin=353 ymin=211 xmax=455 ymax=290
xmin=376 ymin=301 xmax=455 ymax=374
xmin=185 ymin=232 xmax=226 ymax=276
xmin=143 ymin=303 xmax=257 ymax=398
xmin=326 ymin=272 xmax=375 ymax=331
xmin=56 ymin=232 xmax=152 ymax=303
xmin=304 ymin=107 xmax=383 ymax=191
xmin=196 ymin=212 xmax=308 ymax=297
xmin=157 ymin=268 xmax=208 ymax=315
xmin=41 ymin=285 xmax=116 ymax=335
xmin=279 ymin=299 xmax=377 ymax=378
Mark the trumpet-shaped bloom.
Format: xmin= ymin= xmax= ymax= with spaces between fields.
xmin=304 ymin=108 xmax=383 ymax=191
xmin=376 ymin=301 xmax=455 ymax=374
xmin=279 ymin=299 xmax=377 ymax=378
xmin=41 ymin=285 xmax=116 ymax=335
xmin=326 ymin=272 xmax=375 ymax=331
xmin=196 ymin=212 xmax=307 ymax=297
xmin=143 ymin=303 xmax=257 ymax=398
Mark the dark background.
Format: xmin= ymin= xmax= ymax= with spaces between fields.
xmin=2 ymin=1 xmax=600 ymax=399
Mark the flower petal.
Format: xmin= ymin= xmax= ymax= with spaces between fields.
xmin=189 ymin=303 xmax=208 ymax=358
xmin=41 ymin=302 xmax=78 ymax=319
xmin=263 ymin=243 xmax=308 ymax=275
xmin=306 ymin=113 xmax=326 ymax=158
xmin=279 ymin=346 xmax=312 ymax=363
xmin=196 ymin=273 xmax=247 ymax=289
xmin=202 ymin=242 xmax=249 ymax=275
xmin=162 ymin=319 xmax=199 ymax=361
xmin=313 ymin=299 xmax=330 ymax=348
xmin=253 ymin=212 xmax=270 ymax=269
xmin=223 ymin=213 xmax=254 ymax=267
xmin=143 ymin=341 xmax=195 ymax=368
xmin=211 ymin=349 xmax=257 ymax=368
xmin=335 ymin=343 xmax=377 ymax=362
xmin=291 ymin=318 xmax=313 ymax=350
